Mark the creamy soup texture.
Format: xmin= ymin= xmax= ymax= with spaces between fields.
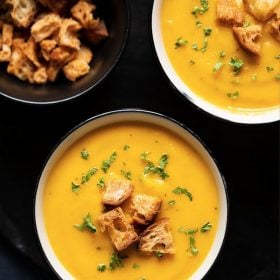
xmin=161 ymin=0 xmax=280 ymax=112
xmin=44 ymin=122 xmax=219 ymax=280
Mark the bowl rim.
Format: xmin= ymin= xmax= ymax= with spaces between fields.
xmin=151 ymin=0 xmax=280 ymax=124
xmin=0 ymin=0 xmax=131 ymax=105
xmin=33 ymin=108 xmax=229 ymax=280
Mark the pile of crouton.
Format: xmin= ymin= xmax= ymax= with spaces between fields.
xmin=98 ymin=179 xmax=175 ymax=255
xmin=0 ymin=0 xmax=109 ymax=84
xmin=217 ymin=0 xmax=280 ymax=55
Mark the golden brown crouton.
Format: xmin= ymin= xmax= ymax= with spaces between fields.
xmin=40 ymin=39 xmax=57 ymax=61
xmin=71 ymin=0 xmax=99 ymax=29
xmin=31 ymin=13 xmax=62 ymax=43
xmin=0 ymin=23 xmax=13 ymax=62
xmin=37 ymin=0 xmax=75 ymax=13
xmin=102 ymin=179 xmax=133 ymax=206
xmin=216 ymin=0 xmax=244 ymax=26
xmin=74 ymin=45 xmax=93 ymax=64
xmin=130 ymin=194 xmax=162 ymax=225
xmin=98 ymin=207 xmax=139 ymax=251
xmin=22 ymin=37 xmax=40 ymax=67
xmin=245 ymin=0 xmax=280 ymax=21
xmin=83 ymin=20 xmax=109 ymax=45
xmin=46 ymin=60 xmax=61 ymax=82
xmin=63 ymin=59 xmax=90 ymax=81
xmin=269 ymin=18 xmax=280 ymax=40
xmin=233 ymin=25 xmax=262 ymax=55
xmin=6 ymin=0 xmax=37 ymax=28
xmin=59 ymin=18 xmax=82 ymax=50
xmin=49 ymin=46 xmax=76 ymax=65
xmin=33 ymin=67 xmax=48 ymax=84
xmin=139 ymin=218 xmax=175 ymax=255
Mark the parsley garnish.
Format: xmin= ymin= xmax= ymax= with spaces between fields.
xmin=192 ymin=0 xmax=209 ymax=16
xmin=213 ymin=61 xmax=224 ymax=72
xmin=275 ymin=54 xmax=280 ymax=59
xmin=97 ymin=177 xmax=105 ymax=189
xmin=196 ymin=20 xmax=202 ymax=27
xmin=172 ymin=187 xmax=193 ymax=201
xmin=190 ymin=60 xmax=195 ymax=65
xmin=132 ymin=263 xmax=140 ymax=269
xmin=121 ymin=169 xmax=132 ymax=180
xmin=229 ymin=57 xmax=244 ymax=74
xmin=82 ymin=167 xmax=98 ymax=184
xmin=274 ymin=74 xmax=280 ymax=80
xmin=200 ymin=38 xmax=208 ymax=52
xmin=71 ymin=182 xmax=80 ymax=193
xmin=109 ymin=252 xmax=124 ymax=270
xmin=154 ymin=251 xmax=164 ymax=258
xmin=168 ymin=200 xmax=176 ymax=206
xmin=219 ymin=51 xmax=226 ymax=58
xmin=102 ymin=152 xmax=117 ymax=173
xmin=266 ymin=66 xmax=274 ymax=72
xmin=124 ymin=145 xmax=130 ymax=151
xmin=140 ymin=152 xmax=150 ymax=161
xmin=97 ymin=264 xmax=106 ymax=272
xmin=203 ymin=27 xmax=212 ymax=36
xmin=200 ymin=222 xmax=212 ymax=233
xmin=175 ymin=37 xmax=188 ymax=49
xmin=192 ymin=42 xmax=199 ymax=50
xmin=74 ymin=213 xmax=96 ymax=233
xmin=226 ymin=91 xmax=239 ymax=100
xmin=80 ymin=149 xmax=89 ymax=160
xmin=179 ymin=227 xmax=199 ymax=255
xmin=251 ymin=74 xmax=257 ymax=81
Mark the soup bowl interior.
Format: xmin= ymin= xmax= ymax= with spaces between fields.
xmin=35 ymin=110 xmax=228 ymax=280
xmin=152 ymin=0 xmax=279 ymax=124
xmin=0 ymin=0 xmax=129 ymax=104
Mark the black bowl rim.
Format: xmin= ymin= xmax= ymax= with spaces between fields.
xmin=33 ymin=108 xmax=229 ymax=280
xmin=0 ymin=0 xmax=131 ymax=105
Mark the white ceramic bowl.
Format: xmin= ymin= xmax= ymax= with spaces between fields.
xmin=152 ymin=0 xmax=279 ymax=124
xmin=35 ymin=110 xmax=228 ymax=280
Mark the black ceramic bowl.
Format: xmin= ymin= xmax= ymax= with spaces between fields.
xmin=0 ymin=0 xmax=129 ymax=104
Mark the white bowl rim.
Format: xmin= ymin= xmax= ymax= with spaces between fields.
xmin=151 ymin=0 xmax=280 ymax=124
xmin=34 ymin=109 xmax=229 ymax=280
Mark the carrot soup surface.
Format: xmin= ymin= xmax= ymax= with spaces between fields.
xmin=43 ymin=122 xmax=220 ymax=280
xmin=161 ymin=0 xmax=280 ymax=112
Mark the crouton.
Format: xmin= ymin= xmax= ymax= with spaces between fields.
xmin=6 ymin=0 xmax=37 ymax=28
xmin=233 ymin=25 xmax=262 ymax=55
xmin=0 ymin=23 xmax=13 ymax=62
xmin=63 ymin=59 xmax=90 ymax=81
xmin=269 ymin=18 xmax=280 ymax=41
xmin=49 ymin=46 xmax=76 ymax=65
xmin=98 ymin=207 xmax=139 ymax=251
xmin=74 ymin=45 xmax=93 ymax=64
xmin=46 ymin=60 xmax=61 ymax=82
xmin=31 ymin=13 xmax=62 ymax=43
xmin=40 ymin=39 xmax=57 ymax=61
xmin=130 ymin=194 xmax=162 ymax=225
xmin=83 ymin=20 xmax=109 ymax=45
xmin=102 ymin=179 xmax=133 ymax=206
xmin=33 ymin=67 xmax=48 ymax=84
xmin=139 ymin=218 xmax=175 ymax=255
xmin=58 ymin=18 xmax=82 ymax=50
xmin=22 ymin=37 xmax=40 ymax=67
xmin=245 ymin=0 xmax=280 ymax=21
xmin=71 ymin=0 xmax=99 ymax=29
xmin=216 ymin=0 xmax=244 ymax=26
xmin=37 ymin=0 xmax=74 ymax=13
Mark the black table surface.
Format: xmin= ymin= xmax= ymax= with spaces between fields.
xmin=0 ymin=0 xmax=279 ymax=279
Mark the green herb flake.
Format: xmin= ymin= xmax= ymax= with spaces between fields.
xmin=109 ymin=252 xmax=124 ymax=270
xmin=175 ymin=37 xmax=188 ymax=49
xmin=102 ymin=152 xmax=117 ymax=173
xmin=97 ymin=264 xmax=106 ymax=272
xmin=154 ymin=251 xmax=164 ymax=258
xmin=138 ymin=278 xmax=146 ymax=280
xmin=213 ymin=61 xmax=224 ymax=72
xmin=200 ymin=38 xmax=208 ymax=52
xmin=71 ymin=182 xmax=80 ymax=193
xmin=200 ymin=222 xmax=212 ymax=233
xmin=142 ymin=154 xmax=169 ymax=180
xmin=266 ymin=66 xmax=274 ymax=72
xmin=219 ymin=51 xmax=226 ymax=58
xmin=132 ymin=263 xmax=140 ymax=269
xmin=82 ymin=167 xmax=98 ymax=184
xmin=179 ymin=227 xmax=198 ymax=235
xmin=203 ymin=27 xmax=212 ymax=36
xmin=229 ymin=57 xmax=244 ymax=74
xmin=123 ymin=145 xmax=130 ymax=151
xmin=192 ymin=42 xmax=199 ymax=51
xmin=97 ymin=177 xmax=105 ymax=189
xmin=140 ymin=152 xmax=150 ymax=161
xmin=274 ymin=74 xmax=280 ymax=80
xmin=251 ymin=74 xmax=257 ymax=81
xmin=121 ymin=170 xmax=132 ymax=180
xmin=80 ymin=148 xmax=89 ymax=160
xmin=173 ymin=187 xmax=193 ymax=201
xmin=190 ymin=60 xmax=195 ymax=65
xmin=275 ymin=54 xmax=280 ymax=59
xmin=179 ymin=227 xmax=199 ymax=256
xmin=168 ymin=200 xmax=176 ymax=206
xmin=74 ymin=213 xmax=96 ymax=233
xmin=226 ymin=91 xmax=239 ymax=100
xmin=191 ymin=0 xmax=209 ymax=16
xmin=196 ymin=20 xmax=202 ymax=27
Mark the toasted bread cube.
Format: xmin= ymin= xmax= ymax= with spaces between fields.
xmin=269 ymin=18 xmax=280 ymax=41
xmin=245 ymin=0 xmax=279 ymax=21
xmin=37 ymin=0 xmax=73 ymax=13
xmin=34 ymin=67 xmax=48 ymax=84
xmin=233 ymin=25 xmax=262 ymax=55
xmin=0 ymin=23 xmax=13 ymax=62
xmin=83 ymin=20 xmax=109 ymax=45
xmin=63 ymin=59 xmax=90 ymax=82
xmin=6 ymin=0 xmax=37 ymax=28
xmin=98 ymin=207 xmax=139 ymax=251
xmin=22 ymin=37 xmax=40 ymax=67
xmin=46 ymin=60 xmax=61 ymax=82
xmin=102 ymin=179 xmax=133 ymax=206
xmin=31 ymin=13 xmax=62 ymax=43
xmin=40 ymin=39 xmax=57 ymax=61
xmin=50 ymin=46 xmax=76 ymax=65
xmin=139 ymin=218 xmax=175 ymax=255
xmin=217 ymin=0 xmax=244 ymax=26
xmin=59 ymin=18 xmax=82 ymax=50
xmin=131 ymin=194 xmax=162 ymax=225
xmin=71 ymin=0 xmax=99 ymax=29
xmin=74 ymin=45 xmax=93 ymax=64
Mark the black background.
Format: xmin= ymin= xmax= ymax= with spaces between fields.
xmin=0 ymin=0 xmax=279 ymax=279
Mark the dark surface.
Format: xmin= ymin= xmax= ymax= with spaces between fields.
xmin=0 ymin=0 xmax=279 ymax=279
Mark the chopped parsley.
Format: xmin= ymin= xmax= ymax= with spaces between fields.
xmin=179 ymin=227 xmax=199 ymax=255
xmin=251 ymin=74 xmax=257 ymax=81
xmin=274 ymin=74 xmax=280 ymax=80
xmin=80 ymin=148 xmax=89 ymax=160
xmin=109 ymin=252 xmax=125 ymax=270
xmin=168 ymin=200 xmax=176 ymax=206
xmin=123 ymin=144 xmax=130 ymax=151
xmin=213 ymin=61 xmax=224 ymax=72
xmin=196 ymin=20 xmax=202 ymax=27
xmin=74 ymin=213 xmax=96 ymax=233
xmin=97 ymin=177 xmax=105 ymax=189
xmin=141 ymin=153 xmax=169 ymax=179
xmin=219 ymin=51 xmax=226 ymax=58
xmin=229 ymin=57 xmax=244 ymax=74
xmin=154 ymin=251 xmax=164 ymax=258
xmin=97 ymin=264 xmax=106 ymax=272
xmin=203 ymin=27 xmax=212 ymax=36
xmin=172 ymin=187 xmax=193 ymax=201
xmin=179 ymin=227 xmax=198 ymax=235
xmin=175 ymin=37 xmax=188 ymax=49
xmin=200 ymin=222 xmax=212 ymax=233
xmin=192 ymin=42 xmax=199 ymax=51
xmin=132 ymin=263 xmax=140 ymax=269
xmin=102 ymin=152 xmax=117 ymax=173
xmin=226 ymin=91 xmax=239 ymax=100
xmin=121 ymin=169 xmax=132 ymax=180
xmin=190 ymin=60 xmax=195 ymax=65
xmin=266 ymin=66 xmax=274 ymax=72
xmin=71 ymin=182 xmax=80 ymax=193
xmin=191 ymin=0 xmax=209 ymax=16
xmin=275 ymin=54 xmax=280 ymax=59
xmin=200 ymin=38 xmax=208 ymax=52
xmin=82 ymin=167 xmax=98 ymax=184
